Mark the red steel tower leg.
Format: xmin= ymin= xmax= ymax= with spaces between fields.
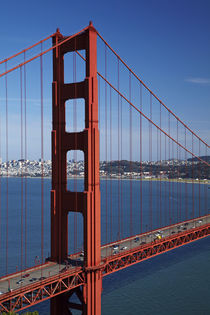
xmin=51 ymin=23 xmax=101 ymax=315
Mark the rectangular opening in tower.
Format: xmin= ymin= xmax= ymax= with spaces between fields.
xmin=65 ymin=99 xmax=85 ymax=133
xmin=64 ymin=50 xmax=86 ymax=84
xmin=67 ymin=150 xmax=84 ymax=192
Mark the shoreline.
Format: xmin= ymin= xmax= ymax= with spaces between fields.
xmin=0 ymin=175 xmax=209 ymax=185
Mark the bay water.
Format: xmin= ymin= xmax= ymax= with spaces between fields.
xmin=0 ymin=178 xmax=209 ymax=314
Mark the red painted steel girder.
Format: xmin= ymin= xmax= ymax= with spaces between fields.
xmin=1 ymin=224 xmax=209 ymax=313
xmin=101 ymin=224 xmax=210 ymax=276
xmin=0 ymin=269 xmax=85 ymax=313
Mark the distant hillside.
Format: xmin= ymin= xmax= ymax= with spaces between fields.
xmin=187 ymin=156 xmax=210 ymax=162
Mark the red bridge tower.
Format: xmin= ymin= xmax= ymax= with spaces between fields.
xmin=51 ymin=22 xmax=101 ymax=315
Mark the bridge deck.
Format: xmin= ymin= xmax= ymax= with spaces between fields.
xmin=0 ymin=214 xmax=209 ymax=312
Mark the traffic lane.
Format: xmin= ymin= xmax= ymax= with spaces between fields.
xmin=0 ymin=215 xmax=209 ymax=294
xmin=101 ymin=216 xmax=209 ymax=258
xmin=0 ymin=263 xmax=72 ymax=293
xmin=71 ymin=216 xmax=209 ymax=259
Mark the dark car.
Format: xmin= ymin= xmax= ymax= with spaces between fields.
xmin=39 ymin=276 xmax=46 ymax=280
xmin=16 ymin=279 xmax=24 ymax=284
xmin=29 ymin=278 xmax=37 ymax=282
xmin=60 ymin=267 xmax=68 ymax=273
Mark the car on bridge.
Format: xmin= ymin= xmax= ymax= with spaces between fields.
xmin=16 ymin=279 xmax=24 ymax=284
xmin=29 ymin=278 xmax=37 ymax=282
xmin=39 ymin=276 xmax=46 ymax=280
xmin=155 ymin=233 xmax=161 ymax=238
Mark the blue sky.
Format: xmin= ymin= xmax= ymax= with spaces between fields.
xmin=0 ymin=0 xmax=209 ymax=160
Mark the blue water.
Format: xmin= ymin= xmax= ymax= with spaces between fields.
xmin=0 ymin=178 xmax=209 ymax=314
xmin=102 ymin=238 xmax=210 ymax=315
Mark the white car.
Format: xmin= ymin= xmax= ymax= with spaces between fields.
xmin=113 ymin=245 xmax=119 ymax=250
xmin=155 ymin=233 xmax=161 ymax=237
xmin=16 ymin=279 xmax=24 ymax=284
xmin=120 ymin=246 xmax=128 ymax=250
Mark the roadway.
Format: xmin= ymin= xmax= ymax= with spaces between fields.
xmin=0 ymin=214 xmax=209 ymax=295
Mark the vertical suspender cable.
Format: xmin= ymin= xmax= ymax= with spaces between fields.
xmin=117 ymin=58 xmax=120 ymax=241
xmin=98 ymin=74 xmax=101 ymax=248
xmin=179 ymin=125 xmax=181 ymax=221
xmin=72 ymin=51 xmax=75 ymax=254
xmin=204 ymin=146 xmax=207 ymax=215
xmin=40 ymin=43 xmax=44 ymax=264
xmin=0 ymin=91 xmax=1 ymax=258
xmin=57 ymin=35 xmax=62 ymax=266
xmin=192 ymin=134 xmax=194 ymax=219
xmin=159 ymin=102 xmax=162 ymax=227
xmin=120 ymin=96 xmax=123 ymax=238
xmin=105 ymin=44 xmax=108 ymax=249
xmin=185 ymin=128 xmax=188 ymax=220
xmin=164 ymin=134 xmax=167 ymax=226
xmin=110 ymin=86 xmax=112 ymax=243
xmin=176 ymin=121 xmax=179 ymax=221
xmin=198 ymin=141 xmax=201 ymax=217
xmin=149 ymin=93 xmax=152 ymax=230
xmin=172 ymin=140 xmax=174 ymax=223
xmin=20 ymin=66 xmax=24 ymax=272
xmin=98 ymin=75 xmax=100 ymax=130
xmin=140 ymin=84 xmax=142 ymax=234
xmin=24 ymin=52 xmax=27 ymax=268
xmin=5 ymin=62 xmax=9 ymax=274
xmin=129 ymin=71 xmax=132 ymax=243
xmin=75 ymin=39 xmax=78 ymax=257
xmin=157 ymin=123 xmax=159 ymax=227
xmin=168 ymin=112 xmax=171 ymax=225
xmin=98 ymin=74 xmax=101 ymax=246
xmin=148 ymin=107 xmax=150 ymax=231
xmin=73 ymin=48 xmax=78 ymax=255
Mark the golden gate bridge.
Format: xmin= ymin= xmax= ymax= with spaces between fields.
xmin=0 ymin=22 xmax=209 ymax=314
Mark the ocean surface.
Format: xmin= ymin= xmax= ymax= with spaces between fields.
xmin=0 ymin=178 xmax=209 ymax=314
